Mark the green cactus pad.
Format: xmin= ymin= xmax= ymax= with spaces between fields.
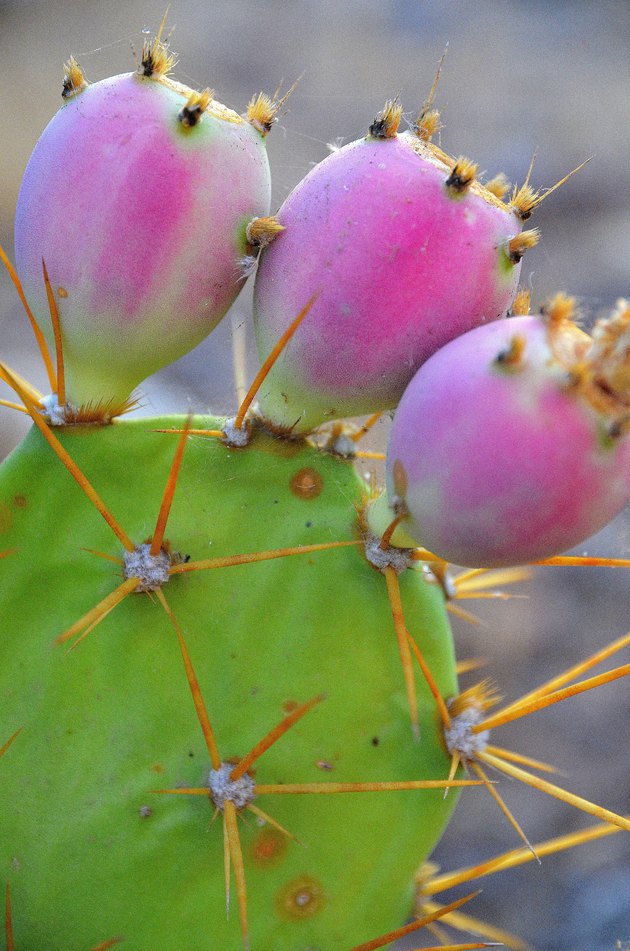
xmin=0 ymin=417 xmax=459 ymax=950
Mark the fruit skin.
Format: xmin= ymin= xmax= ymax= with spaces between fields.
xmin=384 ymin=315 xmax=630 ymax=568
xmin=0 ymin=416 xmax=458 ymax=950
xmin=14 ymin=73 xmax=271 ymax=409
xmin=253 ymin=132 xmax=523 ymax=433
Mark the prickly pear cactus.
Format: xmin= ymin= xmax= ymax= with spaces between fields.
xmin=1 ymin=22 xmax=629 ymax=951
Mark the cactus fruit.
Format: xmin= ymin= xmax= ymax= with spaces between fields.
xmin=1 ymin=22 xmax=630 ymax=951
xmin=13 ymin=35 xmax=272 ymax=417
xmin=377 ymin=296 xmax=630 ymax=567
xmin=251 ymin=87 xmax=544 ymax=434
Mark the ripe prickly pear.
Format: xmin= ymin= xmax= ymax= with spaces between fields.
xmin=252 ymin=97 xmax=537 ymax=434
xmin=14 ymin=43 xmax=271 ymax=415
xmin=377 ymin=296 xmax=630 ymax=567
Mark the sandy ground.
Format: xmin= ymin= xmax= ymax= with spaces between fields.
xmin=0 ymin=2 xmax=629 ymax=948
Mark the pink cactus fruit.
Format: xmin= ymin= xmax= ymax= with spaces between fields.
xmin=378 ymin=295 xmax=630 ymax=568
xmin=14 ymin=43 xmax=273 ymax=413
xmin=253 ymin=98 xmax=538 ymax=434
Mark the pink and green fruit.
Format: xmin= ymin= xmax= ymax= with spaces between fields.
xmin=14 ymin=66 xmax=271 ymax=411
xmin=253 ymin=114 xmax=526 ymax=433
xmin=380 ymin=306 xmax=630 ymax=567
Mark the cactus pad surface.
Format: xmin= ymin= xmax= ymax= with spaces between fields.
xmin=0 ymin=417 xmax=459 ymax=949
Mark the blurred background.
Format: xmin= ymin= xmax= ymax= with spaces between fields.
xmin=0 ymin=1 xmax=629 ymax=948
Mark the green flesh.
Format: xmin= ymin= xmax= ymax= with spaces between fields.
xmin=0 ymin=416 xmax=458 ymax=950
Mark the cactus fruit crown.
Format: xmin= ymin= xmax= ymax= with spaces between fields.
xmin=1 ymin=20 xmax=629 ymax=951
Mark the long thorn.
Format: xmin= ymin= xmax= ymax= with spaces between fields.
xmin=350 ymin=413 xmax=382 ymax=443
xmin=230 ymin=694 xmax=324 ymax=782
xmin=153 ymin=787 xmax=209 ymax=795
xmin=420 ymin=901 xmax=529 ymax=951
xmin=56 ymin=577 xmax=140 ymax=646
xmin=456 ymin=658 xmax=487 ymax=676
xmin=0 ymin=243 xmax=57 ymax=391
xmin=529 ymin=158 xmax=592 ymax=211
xmin=0 ymin=363 xmax=134 ymax=550
xmin=0 ymin=364 xmax=43 ymax=405
xmin=484 ymin=745 xmax=557 ymax=775
xmin=254 ymin=779 xmax=486 ymax=794
xmin=224 ymin=801 xmax=250 ymax=951
xmin=379 ymin=514 xmax=407 ymax=551
xmin=155 ymin=588 xmax=222 ymax=770
xmin=479 ymin=750 xmax=630 ymax=832
xmin=411 ymin=548 xmax=448 ymax=565
xmin=157 ymin=778 xmax=486 ymax=796
xmin=168 ymin=539 xmax=360 ymax=575
xmin=523 ymin=150 xmax=538 ymax=189
xmin=470 ymin=760 xmax=538 ymax=860
xmin=65 ymin=613 xmax=120 ymax=654
xmin=89 ymin=940 xmax=124 ymax=951
xmin=456 ymin=591 xmax=527 ymax=603
xmin=156 ymin=6 xmax=170 ymax=45
xmin=0 ymin=729 xmax=22 ymax=760
xmin=271 ymin=75 xmax=302 ymax=111
xmin=454 ymin=566 xmax=530 ymax=594
xmin=81 ymin=548 xmax=124 ymax=565
xmin=424 ymin=816 xmax=625 ymax=895
xmin=353 ymin=450 xmax=386 ymax=460
xmin=444 ymin=753 xmax=460 ymax=799
xmin=474 ymin=662 xmax=630 ymax=733
xmin=383 ymin=567 xmax=419 ymax=737
xmin=447 ymin=603 xmax=485 ymax=626
xmin=155 ymin=427 xmax=225 ymax=439
xmin=453 ymin=567 xmax=491 ymax=585
xmin=407 ymin=630 xmax=453 ymax=729
xmin=532 ymin=554 xmax=630 ymax=568
xmin=423 ymin=919 xmax=451 ymax=947
xmin=349 ymin=891 xmax=481 ymax=951
xmin=233 ymin=294 xmax=317 ymax=430
xmin=424 ymin=45 xmax=448 ymax=111
xmin=151 ymin=415 xmax=191 ymax=555
xmin=42 ymin=258 xmax=65 ymax=403
xmin=246 ymin=803 xmax=301 ymax=844
xmin=497 ymin=630 xmax=630 ymax=718
xmin=0 ymin=400 xmax=30 ymax=414
xmin=409 ymin=945 xmax=500 ymax=951
xmin=223 ymin=811 xmax=231 ymax=918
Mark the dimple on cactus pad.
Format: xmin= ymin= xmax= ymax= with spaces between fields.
xmin=252 ymin=100 xmax=532 ymax=433
xmin=0 ymin=417 xmax=459 ymax=949
xmin=381 ymin=300 xmax=630 ymax=567
xmin=14 ymin=60 xmax=271 ymax=412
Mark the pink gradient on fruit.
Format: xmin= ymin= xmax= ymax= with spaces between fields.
xmin=15 ymin=73 xmax=271 ymax=406
xmin=386 ymin=316 xmax=630 ymax=567
xmin=254 ymin=135 xmax=521 ymax=432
